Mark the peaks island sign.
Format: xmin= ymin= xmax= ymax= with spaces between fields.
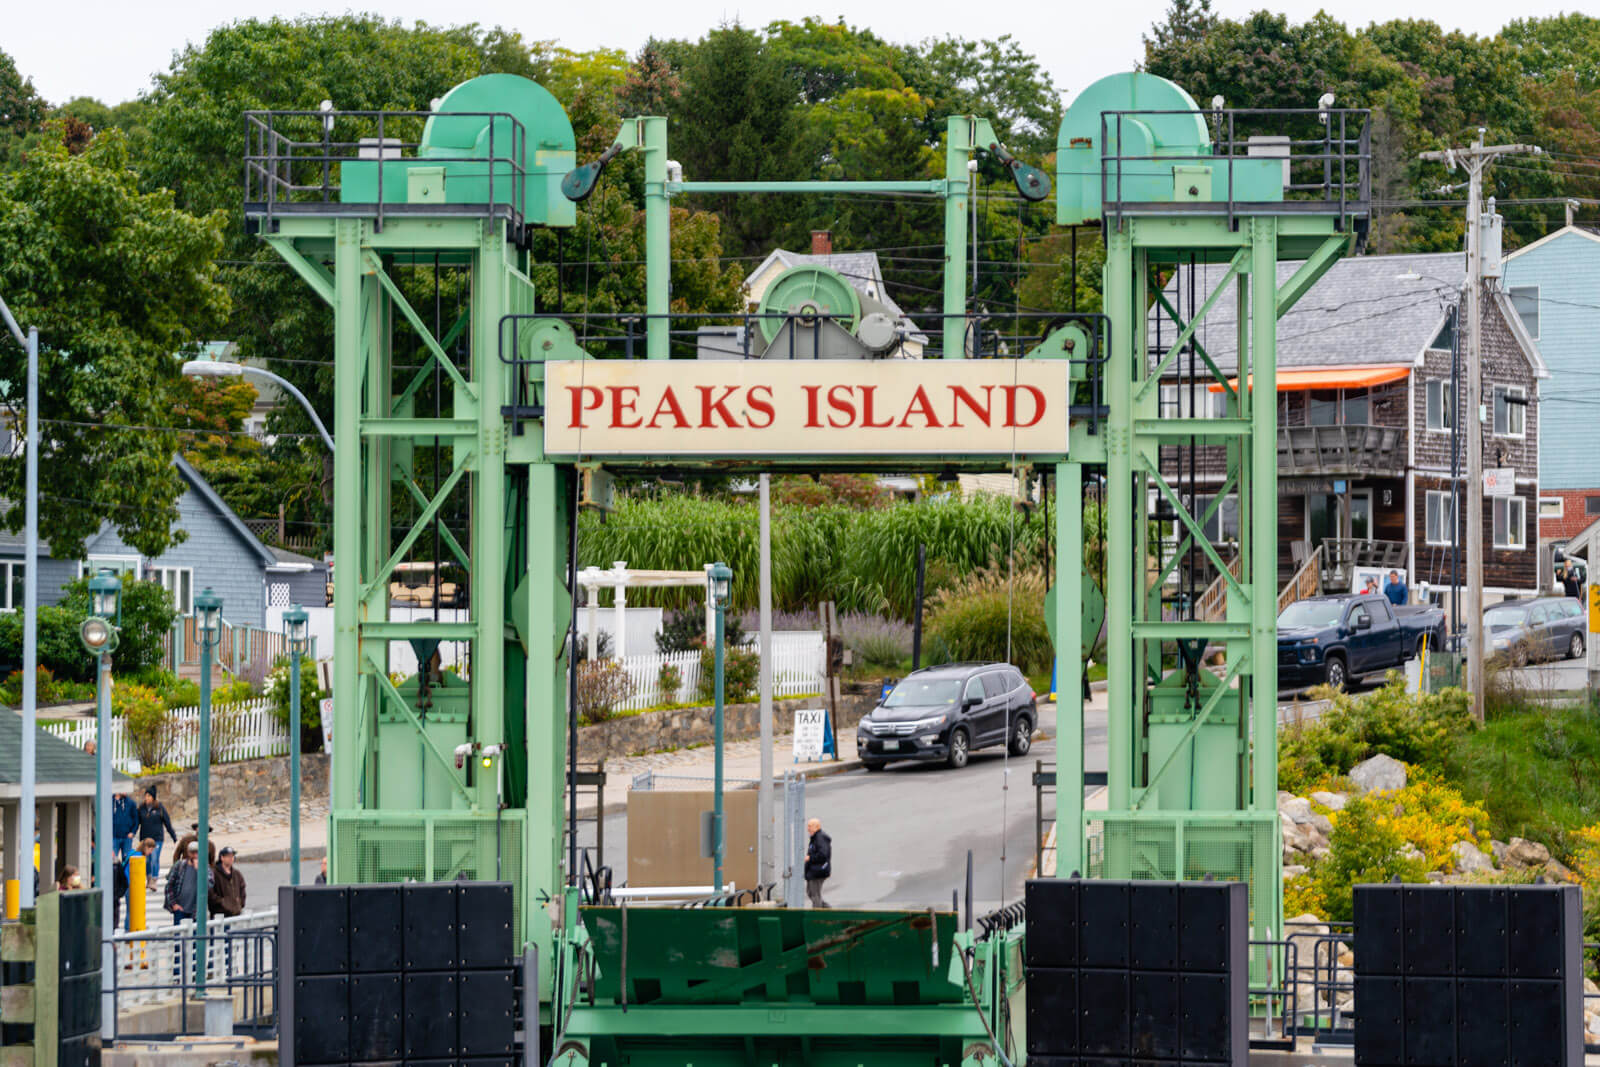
xmin=542 ymin=360 xmax=1071 ymax=458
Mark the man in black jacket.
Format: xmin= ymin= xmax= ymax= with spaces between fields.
xmin=804 ymin=817 xmax=832 ymax=908
xmin=136 ymin=788 xmax=177 ymax=890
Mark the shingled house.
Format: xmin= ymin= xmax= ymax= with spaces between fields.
xmin=1152 ymin=251 xmax=1546 ymax=611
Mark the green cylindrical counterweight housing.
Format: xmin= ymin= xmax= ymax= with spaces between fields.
xmin=756 ymin=264 xmax=863 ymax=346
xmin=340 ymin=73 xmax=577 ymax=226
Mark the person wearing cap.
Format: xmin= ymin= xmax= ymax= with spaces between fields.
xmin=209 ymin=846 xmax=247 ymax=918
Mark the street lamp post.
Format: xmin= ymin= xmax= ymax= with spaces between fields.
xmin=79 ymin=568 xmax=120 ymax=1041
xmin=194 ymin=588 xmax=223 ymax=994
xmin=283 ymin=605 xmax=310 ymax=884
xmin=708 ymin=562 xmax=732 ymax=892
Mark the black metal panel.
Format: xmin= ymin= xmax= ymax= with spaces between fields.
xmin=459 ymin=970 xmax=517 ymax=1056
xmin=402 ymin=971 xmax=459 ymax=1058
xmin=1176 ymin=883 xmax=1234 ymax=975
xmin=57 ymin=890 xmax=100 ymax=975
xmin=1508 ymin=889 xmax=1565 ymax=979
xmin=1455 ymin=888 xmax=1508 ymax=978
xmin=349 ymin=886 xmax=403 ymax=973
xmin=1027 ymin=967 xmax=1078 ymax=1055
xmin=1178 ymin=973 xmax=1232 ymax=1061
xmin=1455 ymin=978 xmax=1510 ymax=1067
xmin=457 ymin=882 xmax=515 ymax=969
xmin=1130 ymin=884 xmax=1179 ymax=971
xmin=1402 ymin=977 xmax=1454 ymax=1066
xmin=403 ymin=885 xmax=459 ymax=972
xmin=1130 ymin=970 xmax=1178 ymax=1058
xmin=348 ymin=973 xmax=403 ymax=1060
xmin=1355 ymin=885 xmax=1404 ymax=977
xmin=56 ymin=1033 xmax=99 ymax=1067
xmin=1403 ymin=887 xmax=1455 ymax=977
xmin=1354 ymin=976 xmax=1404 ymax=1065
xmin=1078 ymin=969 xmax=1129 ymax=1056
xmin=1080 ymin=882 xmax=1131 ymax=969
xmin=1509 ymin=979 xmax=1566 ymax=1066
xmin=293 ymin=886 xmax=351 ymax=975
xmin=293 ymin=975 xmax=350 ymax=1065
xmin=1026 ymin=879 xmax=1079 ymax=969
xmin=60 ymin=972 xmax=101 ymax=1038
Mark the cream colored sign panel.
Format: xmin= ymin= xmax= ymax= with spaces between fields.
xmin=543 ymin=359 xmax=1071 ymax=456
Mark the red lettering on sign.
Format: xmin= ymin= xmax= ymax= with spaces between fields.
xmin=607 ymin=386 xmax=642 ymax=429
xmin=646 ymin=386 xmax=689 ymax=429
xmin=569 ymin=386 xmax=604 ymax=428
xmin=858 ymin=386 xmax=895 ymax=428
xmin=1003 ymin=384 xmax=1047 ymax=428
xmin=826 ymin=385 xmax=856 ymax=428
xmin=949 ymin=385 xmax=993 ymax=428
xmin=697 ymin=385 xmax=741 ymax=428
xmin=747 ymin=386 xmax=775 ymax=429
xmin=898 ymin=386 xmax=943 ymax=429
xmin=802 ymin=385 xmax=823 ymax=428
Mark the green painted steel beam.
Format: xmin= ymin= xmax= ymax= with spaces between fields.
xmin=564 ymin=1005 xmax=990 ymax=1037
xmin=1133 ymin=417 xmax=1252 ymax=440
xmin=668 ymin=180 xmax=946 ymax=195
xmin=1277 ymin=232 xmax=1353 ymax=316
xmin=362 ymin=418 xmax=479 ymax=438
xmin=360 ymin=621 xmax=478 ymax=639
xmin=1129 ymin=621 xmax=1251 ymax=639
xmin=265 ymin=237 xmax=335 ymax=306
xmin=370 ymin=665 xmax=473 ymax=805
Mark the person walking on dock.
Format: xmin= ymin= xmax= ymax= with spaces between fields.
xmin=136 ymin=788 xmax=177 ymax=889
xmin=804 ymin=818 xmax=832 ymax=908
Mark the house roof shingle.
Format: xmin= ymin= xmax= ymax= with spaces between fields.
xmin=1152 ymin=251 xmax=1469 ymax=375
xmin=0 ymin=708 xmax=132 ymax=786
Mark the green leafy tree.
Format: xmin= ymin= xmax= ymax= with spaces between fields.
xmin=0 ymin=131 xmax=229 ymax=559
xmin=0 ymin=49 xmax=46 ymax=134
xmin=60 ymin=574 xmax=179 ymax=674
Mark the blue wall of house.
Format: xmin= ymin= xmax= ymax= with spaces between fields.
xmin=82 ymin=488 xmax=267 ymax=627
xmin=268 ymin=567 xmax=327 ymax=610
xmin=1503 ymin=230 xmax=1600 ymax=490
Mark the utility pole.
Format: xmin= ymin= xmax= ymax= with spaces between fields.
xmin=1420 ymin=131 xmax=1540 ymax=721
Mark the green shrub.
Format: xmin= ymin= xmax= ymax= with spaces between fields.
xmin=59 ymin=573 xmax=178 ymax=674
xmin=0 ymin=666 xmax=95 ymax=707
xmin=0 ymin=605 xmax=98 ymax=682
xmin=1303 ymin=791 xmax=1431 ymax=921
xmin=697 ymin=645 xmax=758 ymax=704
xmin=1278 ymin=677 xmax=1474 ymax=794
xmin=115 ymin=683 xmax=179 ymax=770
xmin=264 ymin=656 xmax=323 ymax=751
xmin=656 ymin=610 xmax=744 ymax=653
xmin=656 ymin=662 xmax=682 ymax=704
xmin=162 ymin=679 xmax=201 ymax=709
xmin=923 ymin=564 xmax=1052 ymax=672
xmin=577 ymin=659 xmax=634 ymax=724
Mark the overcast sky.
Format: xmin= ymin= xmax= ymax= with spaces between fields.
xmin=7 ymin=0 xmax=1581 ymax=107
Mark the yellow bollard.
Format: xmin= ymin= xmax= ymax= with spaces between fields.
xmin=3 ymin=878 xmax=17 ymax=919
xmin=129 ymin=855 xmax=146 ymax=931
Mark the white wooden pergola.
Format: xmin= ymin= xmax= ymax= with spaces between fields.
xmin=577 ymin=561 xmax=718 ymax=660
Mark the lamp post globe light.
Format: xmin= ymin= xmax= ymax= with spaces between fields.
xmin=283 ymin=604 xmax=310 ymax=884
xmin=708 ymin=562 xmax=732 ymax=893
xmin=193 ymin=587 xmax=223 ymax=994
xmin=80 ymin=568 xmax=119 ymax=1041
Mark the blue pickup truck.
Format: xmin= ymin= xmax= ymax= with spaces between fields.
xmin=1278 ymin=594 xmax=1447 ymax=691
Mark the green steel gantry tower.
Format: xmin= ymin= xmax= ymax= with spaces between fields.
xmin=245 ymin=67 xmax=1367 ymax=1063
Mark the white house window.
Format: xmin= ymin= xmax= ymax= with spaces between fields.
xmin=1426 ymin=490 xmax=1456 ymax=546
xmin=1425 ymin=380 xmax=1454 ymax=432
xmin=148 ymin=566 xmax=194 ymax=614
xmin=1540 ymin=497 xmax=1565 ymax=519
xmin=1493 ymin=496 xmax=1527 ymax=550
xmin=81 ymin=555 xmax=140 ymax=580
xmin=1509 ymin=285 xmax=1539 ymax=339
xmin=1160 ymin=383 xmax=1227 ymax=418
xmin=0 ymin=562 xmax=25 ymax=611
xmin=1194 ymin=494 xmax=1240 ymax=542
xmin=1493 ymin=385 xmax=1526 ymax=437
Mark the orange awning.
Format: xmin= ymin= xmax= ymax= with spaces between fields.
xmin=1208 ymin=366 xmax=1410 ymax=393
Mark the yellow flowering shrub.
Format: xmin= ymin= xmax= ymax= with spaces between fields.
xmin=1372 ymin=777 xmax=1492 ymax=872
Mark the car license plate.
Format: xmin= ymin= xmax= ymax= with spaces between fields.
xmin=882 ymin=740 xmax=899 ymax=751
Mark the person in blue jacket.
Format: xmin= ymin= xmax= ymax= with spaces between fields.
xmin=1383 ymin=569 xmax=1409 ymax=607
xmin=111 ymin=791 xmax=138 ymax=863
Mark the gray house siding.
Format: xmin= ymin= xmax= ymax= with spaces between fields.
xmin=267 ymin=567 xmax=327 ymax=609
xmin=83 ymin=488 xmax=267 ymax=626
xmin=0 ymin=555 xmax=81 ymax=609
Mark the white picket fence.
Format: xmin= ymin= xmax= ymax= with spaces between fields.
xmin=44 ymin=698 xmax=287 ymax=774
xmin=611 ymin=632 xmax=826 ymax=713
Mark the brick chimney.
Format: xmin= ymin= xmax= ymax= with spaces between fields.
xmin=810 ymin=230 xmax=833 ymax=255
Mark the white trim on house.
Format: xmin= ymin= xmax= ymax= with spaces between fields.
xmin=1493 ymin=496 xmax=1528 ymax=550
xmin=1502 ymin=224 xmax=1600 ymax=262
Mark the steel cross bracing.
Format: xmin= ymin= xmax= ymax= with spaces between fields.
xmin=1054 ymin=215 xmax=1356 ymax=954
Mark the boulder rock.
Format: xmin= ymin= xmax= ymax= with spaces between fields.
xmin=1491 ymin=840 xmax=1509 ymax=866
xmin=1544 ymin=859 xmax=1575 ymax=883
xmin=1311 ymin=846 xmax=1331 ymax=862
xmin=1349 ymin=753 xmax=1408 ymax=794
xmin=1280 ymin=795 xmax=1315 ymax=823
xmin=1505 ymin=837 xmax=1551 ymax=869
xmin=1283 ymin=865 xmax=1309 ymax=879
xmin=1451 ymin=839 xmax=1495 ymax=875
xmin=1401 ymin=843 xmax=1426 ymax=863
xmin=1281 ymin=814 xmax=1313 ymax=853
xmin=1311 ymin=790 xmax=1349 ymax=812
xmin=1308 ymin=811 xmax=1336 ymax=837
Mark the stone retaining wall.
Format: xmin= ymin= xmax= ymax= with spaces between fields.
xmin=576 ymin=691 xmax=877 ymax=760
xmin=136 ymin=753 xmax=329 ymax=825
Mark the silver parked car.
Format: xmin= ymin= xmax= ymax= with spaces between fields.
xmin=1484 ymin=597 xmax=1587 ymax=665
